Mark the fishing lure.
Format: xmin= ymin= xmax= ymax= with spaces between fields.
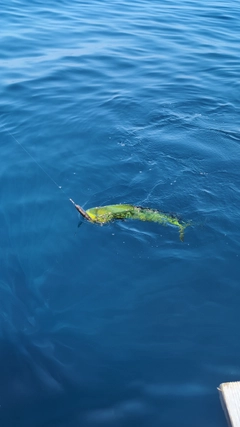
xmin=70 ymin=199 xmax=189 ymax=241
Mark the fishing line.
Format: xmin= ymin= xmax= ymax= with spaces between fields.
xmin=5 ymin=127 xmax=74 ymax=204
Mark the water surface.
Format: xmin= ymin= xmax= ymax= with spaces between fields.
xmin=0 ymin=1 xmax=240 ymax=426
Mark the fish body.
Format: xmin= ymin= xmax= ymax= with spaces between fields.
xmin=85 ymin=204 xmax=189 ymax=241
xmin=86 ymin=204 xmax=135 ymax=223
xmin=70 ymin=200 xmax=189 ymax=241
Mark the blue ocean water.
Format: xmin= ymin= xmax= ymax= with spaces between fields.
xmin=0 ymin=0 xmax=240 ymax=425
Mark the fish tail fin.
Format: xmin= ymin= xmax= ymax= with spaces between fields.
xmin=179 ymin=226 xmax=185 ymax=242
xmin=179 ymin=222 xmax=191 ymax=242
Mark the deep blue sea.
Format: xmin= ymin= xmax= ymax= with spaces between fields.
xmin=1 ymin=1 xmax=240 ymax=426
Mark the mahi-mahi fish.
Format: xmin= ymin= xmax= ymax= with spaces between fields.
xmin=70 ymin=199 xmax=190 ymax=241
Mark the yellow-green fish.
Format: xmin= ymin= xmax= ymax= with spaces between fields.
xmin=70 ymin=199 xmax=190 ymax=241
